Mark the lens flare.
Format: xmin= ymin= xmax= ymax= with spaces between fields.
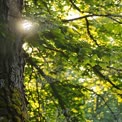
xmin=22 ymin=20 xmax=32 ymax=31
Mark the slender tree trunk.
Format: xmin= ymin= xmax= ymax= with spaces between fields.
xmin=0 ymin=0 xmax=28 ymax=121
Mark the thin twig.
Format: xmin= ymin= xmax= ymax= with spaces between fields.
xmin=92 ymin=65 xmax=121 ymax=90
xmin=84 ymin=87 xmax=118 ymax=121
xmin=85 ymin=18 xmax=99 ymax=46
xmin=69 ymin=0 xmax=81 ymax=12
xmin=108 ymin=17 xmax=122 ymax=24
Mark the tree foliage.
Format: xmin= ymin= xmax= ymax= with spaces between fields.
xmin=23 ymin=0 xmax=122 ymax=121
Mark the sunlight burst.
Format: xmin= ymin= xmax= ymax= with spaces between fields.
xmin=22 ymin=20 xmax=33 ymax=31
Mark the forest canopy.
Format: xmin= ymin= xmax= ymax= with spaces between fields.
xmin=22 ymin=0 xmax=122 ymax=121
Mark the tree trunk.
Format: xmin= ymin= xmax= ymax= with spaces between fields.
xmin=0 ymin=0 xmax=28 ymax=121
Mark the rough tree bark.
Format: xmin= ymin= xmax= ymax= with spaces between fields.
xmin=0 ymin=0 xmax=28 ymax=121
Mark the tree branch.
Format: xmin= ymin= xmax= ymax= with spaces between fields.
xmin=42 ymin=45 xmax=67 ymax=56
xmin=62 ymin=14 xmax=122 ymax=22
xmin=107 ymin=66 xmax=122 ymax=72
xmin=24 ymin=52 xmax=72 ymax=122
xmin=61 ymin=83 xmax=118 ymax=121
